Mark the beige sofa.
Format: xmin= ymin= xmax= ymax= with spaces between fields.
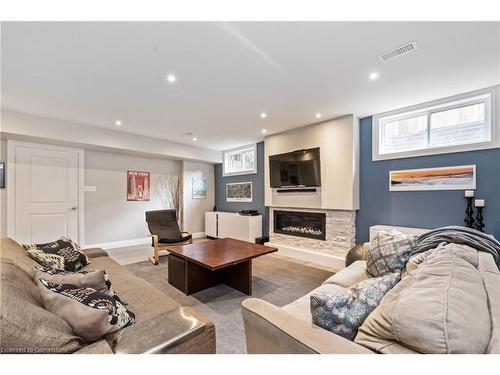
xmin=0 ymin=238 xmax=216 ymax=354
xmin=242 ymin=242 xmax=500 ymax=354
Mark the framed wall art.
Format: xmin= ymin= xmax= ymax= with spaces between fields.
xmin=226 ymin=181 xmax=252 ymax=202
xmin=389 ymin=165 xmax=476 ymax=191
xmin=127 ymin=170 xmax=151 ymax=201
xmin=192 ymin=177 xmax=207 ymax=199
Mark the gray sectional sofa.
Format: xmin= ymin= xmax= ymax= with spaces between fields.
xmin=242 ymin=242 xmax=500 ymax=354
xmin=0 ymin=238 xmax=216 ymax=354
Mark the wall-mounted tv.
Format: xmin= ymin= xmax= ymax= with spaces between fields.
xmin=269 ymin=147 xmax=321 ymax=188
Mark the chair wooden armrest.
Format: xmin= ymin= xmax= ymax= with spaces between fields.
xmin=150 ymin=234 xmax=160 ymax=265
xmin=149 ymin=232 xmax=193 ymax=265
xmin=181 ymin=232 xmax=193 ymax=244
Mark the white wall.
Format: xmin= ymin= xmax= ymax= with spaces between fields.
xmin=264 ymin=115 xmax=359 ymax=210
xmin=84 ymin=150 xmax=181 ymax=246
xmin=182 ymin=160 xmax=215 ymax=235
xmin=2 ymin=142 xmax=214 ymax=246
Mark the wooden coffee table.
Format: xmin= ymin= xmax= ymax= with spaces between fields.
xmin=166 ymin=238 xmax=277 ymax=295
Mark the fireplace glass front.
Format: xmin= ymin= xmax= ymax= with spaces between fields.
xmin=273 ymin=210 xmax=326 ymax=241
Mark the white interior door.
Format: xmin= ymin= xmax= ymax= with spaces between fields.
xmin=10 ymin=143 xmax=81 ymax=244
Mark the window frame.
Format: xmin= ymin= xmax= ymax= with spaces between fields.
xmin=372 ymin=87 xmax=497 ymax=161
xmin=222 ymin=143 xmax=258 ymax=177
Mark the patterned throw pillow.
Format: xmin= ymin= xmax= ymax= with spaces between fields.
xmin=366 ymin=230 xmax=416 ymax=277
xmin=37 ymin=278 xmax=135 ymax=343
xmin=34 ymin=266 xmax=125 ymax=305
xmin=310 ymin=272 xmax=401 ymax=340
xmin=23 ymin=236 xmax=90 ymax=272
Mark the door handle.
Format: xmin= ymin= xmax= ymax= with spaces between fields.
xmin=70 ymin=206 xmax=78 ymax=211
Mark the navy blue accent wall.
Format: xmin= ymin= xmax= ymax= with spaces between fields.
xmin=356 ymin=117 xmax=500 ymax=243
xmin=214 ymin=142 xmax=269 ymax=236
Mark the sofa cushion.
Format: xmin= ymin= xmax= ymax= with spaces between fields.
xmin=404 ymin=249 xmax=433 ymax=275
xmin=1 ymin=238 xmax=40 ymax=276
xmin=366 ymin=230 xmax=415 ymax=277
xmin=0 ymin=259 xmax=84 ymax=353
xmin=322 ymin=261 xmax=370 ymax=288
xmin=355 ymin=243 xmax=492 ymax=353
xmin=81 ymin=247 xmax=109 ymax=259
xmin=82 ymin=256 xmax=180 ymax=323
xmin=311 ymin=272 xmax=400 ymax=340
xmin=282 ymin=283 xmax=345 ymax=324
xmin=477 ymin=251 xmax=500 ymax=354
xmin=23 ymin=237 xmax=90 ymax=272
xmin=37 ymin=278 xmax=135 ymax=343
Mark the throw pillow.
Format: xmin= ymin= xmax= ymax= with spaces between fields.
xmin=366 ymin=230 xmax=416 ymax=277
xmin=310 ymin=272 xmax=401 ymax=340
xmin=23 ymin=236 xmax=90 ymax=272
xmin=37 ymin=278 xmax=135 ymax=343
xmin=33 ymin=266 xmax=125 ymax=304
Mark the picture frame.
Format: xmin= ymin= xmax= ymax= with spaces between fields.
xmin=389 ymin=165 xmax=476 ymax=191
xmin=226 ymin=181 xmax=252 ymax=202
xmin=192 ymin=177 xmax=207 ymax=199
xmin=127 ymin=171 xmax=151 ymax=201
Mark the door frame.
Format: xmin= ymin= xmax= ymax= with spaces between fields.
xmin=7 ymin=140 xmax=85 ymax=245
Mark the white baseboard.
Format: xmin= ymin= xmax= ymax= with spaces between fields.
xmin=83 ymin=232 xmax=206 ymax=250
xmin=83 ymin=237 xmax=151 ymax=250
xmin=266 ymin=242 xmax=345 ymax=271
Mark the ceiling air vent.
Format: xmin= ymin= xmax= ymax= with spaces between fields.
xmin=379 ymin=41 xmax=418 ymax=62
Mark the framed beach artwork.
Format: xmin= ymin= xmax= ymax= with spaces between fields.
xmin=389 ymin=165 xmax=476 ymax=191
xmin=226 ymin=181 xmax=252 ymax=202
xmin=127 ymin=171 xmax=151 ymax=201
xmin=192 ymin=177 xmax=208 ymax=199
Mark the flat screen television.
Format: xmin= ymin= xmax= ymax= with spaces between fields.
xmin=269 ymin=147 xmax=321 ymax=188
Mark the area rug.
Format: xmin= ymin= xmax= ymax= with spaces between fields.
xmin=126 ymin=254 xmax=333 ymax=354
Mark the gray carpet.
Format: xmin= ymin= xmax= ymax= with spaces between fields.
xmin=126 ymin=254 xmax=333 ymax=354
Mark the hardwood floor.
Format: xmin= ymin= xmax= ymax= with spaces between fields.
xmin=105 ymin=237 xmax=210 ymax=265
xmin=107 ymin=237 xmax=340 ymax=273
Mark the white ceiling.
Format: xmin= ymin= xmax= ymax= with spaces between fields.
xmin=2 ymin=22 xmax=499 ymax=150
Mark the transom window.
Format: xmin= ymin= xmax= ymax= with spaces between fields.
xmin=223 ymin=144 xmax=257 ymax=176
xmin=373 ymin=89 xmax=495 ymax=161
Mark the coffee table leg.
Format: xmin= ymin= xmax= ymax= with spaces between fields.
xmin=186 ymin=260 xmax=217 ymax=295
xmin=218 ymin=260 xmax=252 ymax=295
xmin=168 ymin=253 xmax=187 ymax=293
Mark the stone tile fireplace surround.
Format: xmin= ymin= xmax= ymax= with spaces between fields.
xmin=269 ymin=207 xmax=356 ymax=260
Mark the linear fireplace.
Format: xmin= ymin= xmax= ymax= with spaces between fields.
xmin=273 ymin=210 xmax=326 ymax=241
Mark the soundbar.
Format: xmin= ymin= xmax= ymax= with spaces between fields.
xmin=276 ymin=188 xmax=317 ymax=193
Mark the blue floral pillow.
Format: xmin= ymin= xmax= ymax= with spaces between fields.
xmin=310 ymin=272 xmax=401 ymax=340
xmin=366 ymin=230 xmax=416 ymax=277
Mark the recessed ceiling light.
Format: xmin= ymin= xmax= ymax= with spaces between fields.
xmin=315 ymin=113 xmax=322 ymax=119
xmin=369 ymin=72 xmax=380 ymax=81
xmin=166 ymin=74 xmax=177 ymax=83
xmin=192 ymin=137 xmax=197 ymax=141
xmin=115 ymin=120 xmax=122 ymax=126
xmin=260 ymin=112 xmax=267 ymax=119
xmin=261 ymin=129 xmax=267 ymax=134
